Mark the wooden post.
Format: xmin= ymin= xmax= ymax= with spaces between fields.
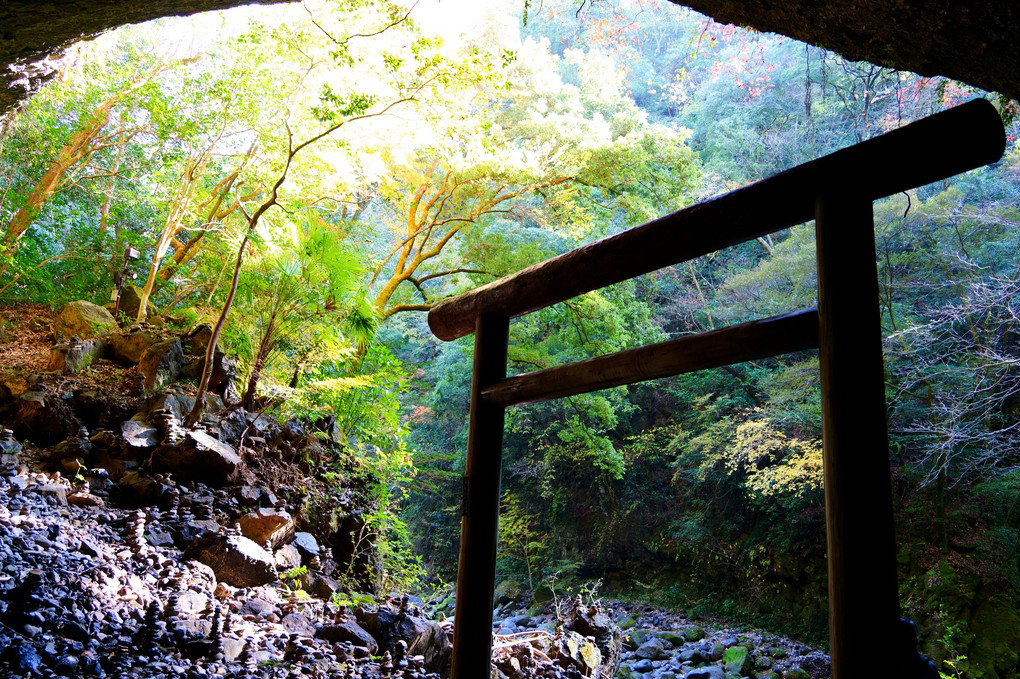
xmin=815 ymin=194 xmax=907 ymax=677
xmin=450 ymin=313 xmax=509 ymax=679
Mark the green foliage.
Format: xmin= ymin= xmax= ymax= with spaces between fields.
xmin=498 ymin=492 xmax=550 ymax=599
xmin=726 ymin=414 xmax=823 ymax=507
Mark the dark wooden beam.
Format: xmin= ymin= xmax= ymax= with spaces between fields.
xmin=815 ymin=195 xmax=906 ymax=677
xmin=429 ymin=99 xmax=1004 ymax=342
xmin=450 ymin=313 xmax=509 ymax=679
xmin=483 ymin=309 xmax=819 ymax=407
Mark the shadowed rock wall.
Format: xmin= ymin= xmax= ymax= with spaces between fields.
xmin=674 ymin=0 xmax=1020 ymax=101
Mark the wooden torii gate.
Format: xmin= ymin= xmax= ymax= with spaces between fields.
xmin=426 ymin=99 xmax=1006 ymax=679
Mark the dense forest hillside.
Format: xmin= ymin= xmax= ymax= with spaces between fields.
xmin=1 ymin=0 xmax=1019 ymax=677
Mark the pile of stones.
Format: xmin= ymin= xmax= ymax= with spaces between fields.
xmin=0 ymin=451 xmax=451 ymax=678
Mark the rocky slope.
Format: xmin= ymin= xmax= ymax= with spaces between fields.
xmin=0 ymin=301 xmax=835 ymax=678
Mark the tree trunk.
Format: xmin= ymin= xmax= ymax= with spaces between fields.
xmin=0 ymin=98 xmax=117 ymax=277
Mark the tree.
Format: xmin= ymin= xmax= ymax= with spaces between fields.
xmin=183 ymin=0 xmax=487 ymax=427
xmin=0 ymin=52 xmax=176 ymax=280
xmin=366 ymin=27 xmax=699 ymax=324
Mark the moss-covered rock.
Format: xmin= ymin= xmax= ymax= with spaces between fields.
xmin=968 ymin=598 xmax=1020 ymax=679
xmin=656 ymin=630 xmax=685 ymax=646
xmin=722 ymin=645 xmax=754 ymax=676
xmin=683 ymin=625 xmax=707 ymax=642
xmin=53 ymin=300 xmax=118 ymax=342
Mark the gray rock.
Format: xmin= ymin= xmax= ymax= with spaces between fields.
xmin=291 ymin=531 xmax=320 ymax=562
xmin=47 ymin=337 xmax=105 ymax=374
xmin=138 ymin=339 xmax=184 ymax=394
xmin=633 ymin=658 xmax=655 ymax=673
xmin=116 ymin=471 xmax=171 ymax=508
xmin=636 ymin=637 xmax=665 ymax=660
xmin=309 ymin=574 xmax=341 ymax=600
xmin=15 ymin=390 xmax=67 ymax=445
xmin=274 ymin=543 xmax=301 ymax=570
xmin=239 ymin=597 xmax=278 ymax=619
xmin=356 ymin=605 xmax=452 ymax=674
xmin=117 ymin=284 xmax=144 ymax=320
xmin=319 ymin=620 xmax=379 ymax=654
xmin=281 ymin=612 xmax=316 ymax=637
xmin=188 ymin=533 xmax=277 ymax=588
xmin=678 ymin=647 xmax=703 ymax=663
xmin=121 ymin=420 xmax=160 ymax=451
xmin=183 ymin=323 xmax=213 ymax=354
xmin=684 ymin=667 xmax=725 ymax=679
xmin=553 ymin=629 xmax=603 ymax=676
xmin=150 ymin=430 xmax=241 ymax=487
xmin=624 ymin=627 xmax=649 ymax=651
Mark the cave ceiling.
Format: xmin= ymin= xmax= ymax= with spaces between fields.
xmin=0 ymin=0 xmax=1017 ymax=120
xmin=672 ymin=0 xmax=1020 ymax=103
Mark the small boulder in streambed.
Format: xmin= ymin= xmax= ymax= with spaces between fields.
xmin=682 ymin=625 xmax=706 ymax=642
xmin=722 ymin=645 xmax=755 ymax=676
xmin=635 ymin=637 xmax=665 ymax=660
xmin=683 ymin=667 xmax=725 ymax=679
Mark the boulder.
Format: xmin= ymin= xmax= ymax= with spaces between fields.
xmin=723 ymin=645 xmax=755 ymax=676
xmin=106 ymin=330 xmax=159 ymax=365
xmin=53 ymin=301 xmax=118 ymax=342
xmin=121 ymin=419 xmax=161 ymax=453
xmin=150 ymin=429 xmax=241 ymax=487
xmin=318 ymin=620 xmax=379 ymax=654
xmin=565 ymin=603 xmax=623 ymax=679
xmin=188 ymin=533 xmax=277 ymax=588
xmin=117 ymin=284 xmax=144 ymax=320
xmin=183 ymin=323 xmax=213 ymax=354
xmin=239 ymin=597 xmax=278 ymax=619
xmin=47 ymin=337 xmax=105 ymax=374
xmin=274 ymin=544 xmax=302 ymax=570
xmin=309 ymin=574 xmax=341 ymax=600
xmin=684 ymin=667 xmax=725 ymax=679
xmin=238 ymin=508 xmax=295 ymax=549
xmin=116 ymin=471 xmax=173 ymax=508
xmin=180 ymin=350 xmax=241 ymax=404
xmin=0 ymin=429 xmax=21 ymax=455
xmin=138 ymin=339 xmax=184 ymax=394
xmin=355 ymin=605 xmax=451 ymax=675
xmin=14 ymin=390 xmax=67 ymax=445
xmin=2 ymin=374 xmax=29 ymax=398
xmin=291 ymin=531 xmax=321 ymax=563
xmin=552 ymin=630 xmax=603 ymax=677
xmin=635 ymin=637 xmax=665 ymax=660
xmin=282 ymin=612 xmax=316 ymax=637
xmin=683 ymin=625 xmax=707 ymax=642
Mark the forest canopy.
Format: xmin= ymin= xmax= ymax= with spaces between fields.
xmin=1 ymin=0 xmax=1019 ymax=676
